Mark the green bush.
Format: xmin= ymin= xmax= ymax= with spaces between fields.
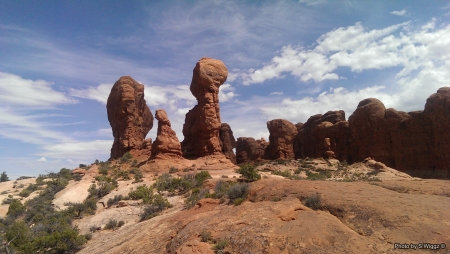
xmin=185 ymin=188 xmax=209 ymax=209
xmin=212 ymin=238 xmax=228 ymax=250
xmin=272 ymin=170 xmax=292 ymax=178
xmin=233 ymin=197 xmax=245 ymax=206
xmin=19 ymin=189 xmax=32 ymax=197
xmin=302 ymin=192 xmax=323 ymax=210
xmin=119 ymin=152 xmax=132 ymax=164
xmin=236 ymin=164 xmax=261 ymax=182
xmin=89 ymin=176 xmax=118 ymax=198
xmin=118 ymin=220 xmax=125 ymax=227
xmin=128 ymin=185 xmax=154 ymax=203
xmin=200 ymin=230 xmax=212 ymax=242
xmin=214 ymin=180 xmax=231 ymax=199
xmin=107 ymin=195 xmax=124 ymax=208
xmin=154 ymin=171 xmax=211 ymax=195
xmin=0 ymin=171 xmax=9 ymax=182
xmin=7 ymin=199 xmax=26 ymax=218
xmin=227 ymin=182 xmax=249 ymax=204
xmin=306 ymin=170 xmax=331 ymax=180
xmin=104 ymin=219 xmax=118 ymax=230
xmin=169 ymin=167 xmax=179 ymax=173
xmin=140 ymin=193 xmax=172 ymax=221
xmin=130 ymin=168 xmax=144 ymax=183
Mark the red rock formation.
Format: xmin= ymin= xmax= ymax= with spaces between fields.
xmin=107 ymin=76 xmax=153 ymax=159
xmin=182 ymin=58 xmax=228 ymax=157
xmin=151 ymin=109 xmax=182 ymax=159
xmin=236 ymin=137 xmax=265 ymax=164
xmin=294 ymin=111 xmax=349 ymax=161
xmin=265 ymin=119 xmax=297 ymax=160
xmin=219 ymin=123 xmax=236 ymax=164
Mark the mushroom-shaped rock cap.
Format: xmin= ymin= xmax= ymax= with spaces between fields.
xmin=155 ymin=109 xmax=170 ymax=126
xmin=190 ymin=57 xmax=228 ymax=99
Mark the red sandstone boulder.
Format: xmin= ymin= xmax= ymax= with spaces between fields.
xmin=107 ymin=76 xmax=153 ymax=159
xmin=151 ymin=109 xmax=182 ymax=159
xmin=265 ymin=119 xmax=297 ymax=160
xmin=182 ymin=58 xmax=228 ymax=157
xmin=236 ymin=137 xmax=265 ymax=164
xmin=219 ymin=123 xmax=236 ymax=164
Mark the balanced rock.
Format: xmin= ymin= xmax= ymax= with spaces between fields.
xmin=182 ymin=58 xmax=228 ymax=157
xmin=151 ymin=109 xmax=182 ymax=159
xmin=264 ymin=119 xmax=297 ymax=160
xmin=107 ymin=76 xmax=153 ymax=159
xmin=236 ymin=137 xmax=265 ymax=164
xmin=219 ymin=123 xmax=236 ymax=164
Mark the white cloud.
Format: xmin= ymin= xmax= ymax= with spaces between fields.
xmin=390 ymin=9 xmax=407 ymax=16
xmin=0 ymin=72 xmax=75 ymax=107
xmin=69 ymin=83 xmax=112 ymax=104
xmin=37 ymin=157 xmax=47 ymax=162
xmin=39 ymin=140 xmax=112 ymax=159
xmin=219 ymin=84 xmax=236 ymax=102
xmin=270 ymin=91 xmax=284 ymax=95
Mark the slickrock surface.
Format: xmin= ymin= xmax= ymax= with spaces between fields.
xmin=219 ymin=123 xmax=236 ymax=164
xmin=182 ymin=58 xmax=228 ymax=158
xmin=151 ymin=109 xmax=182 ymax=159
xmin=107 ymin=76 xmax=153 ymax=159
xmin=265 ymin=119 xmax=297 ymax=160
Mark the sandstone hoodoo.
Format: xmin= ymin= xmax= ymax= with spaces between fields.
xmin=182 ymin=57 xmax=228 ymax=157
xmin=219 ymin=123 xmax=237 ymax=164
xmin=107 ymin=76 xmax=154 ymax=159
xmin=151 ymin=109 xmax=182 ymax=159
xmin=236 ymin=137 xmax=265 ymax=164
xmin=264 ymin=119 xmax=297 ymax=160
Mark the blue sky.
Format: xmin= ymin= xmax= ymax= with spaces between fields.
xmin=1 ymin=0 xmax=449 ymax=178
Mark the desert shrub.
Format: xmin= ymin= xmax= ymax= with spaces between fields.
xmin=236 ymin=164 xmax=261 ymax=182
xmin=212 ymin=238 xmax=228 ymax=251
xmin=116 ymin=170 xmax=130 ymax=180
xmin=119 ymin=152 xmax=132 ymax=164
xmin=213 ymin=180 xmax=231 ymax=199
xmin=276 ymin=159 xmax=287 ymax=165
xmin=89 ymin=176 xmax=118 ymax=199
xmin=233 ymin=197 xmax=245 ymax=206
xmin=19 ymin=189 xmax=32 ymax=197
xmin=104 ymin=219 xmax=118 ymax=230
xmin=306 ymin=171 xmax=331 ymax=180
xmin=200 ymin=230 xmax=212 ymax=242
xmin=90 ymin=225 xmax=100 ymax=233
xmin=272 ymin=170 xmax=292 ymax=178
xmin=1 ymin=190 xmax=7 ymax=195
xmin=73 ymin=173 xmax=83 ymax=181
xmin=183 ymin=168 xmax=190 ymax=172
xmin=7 ymin=199 xmax=26 ymax=218
xmin=130 ymin=168 xmax=143 ymax=183
xmin=221 ymin=175 xmax=229 ymax=178
xmin=294 ymin=169 xmax=302 ymax=174
xmin=107 ymin=195 xmax=124 ymax=207
xmin=140 ymin=193 xmax=172 ymax=221
xmin=185 ymin=188 xmax=209 ymax=209
xmin=302 ymin=192 xmax=323 ymax=210
xmin=128 ymin=185 xmax=154 ymax=203
xmin=169 ymin=167 xmax=179 ymax=173
xmin=84 ymin=233 xmax=93 ymax=240
xmin=17 ymin=176 xmax=32 ymax=180
xmin=368 ymin=169 xmax=379 ymax=176
xmin=118 ymin=220 xmax=125 ymax=227
xmin=227 ymin=182 xmax=249 ymax=204
xmin=154 ymin=171 xmax=211 ymax=195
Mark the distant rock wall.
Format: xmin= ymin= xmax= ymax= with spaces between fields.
xmin=107 ymin=76 xmax=153 ymax=159
xmin=236 ymin=137 xmax=265 ymax=164
xmin=182 ymin=58 xmax=228 ymax=157
xmin=219 ymin=123 xmax=237 ymax=164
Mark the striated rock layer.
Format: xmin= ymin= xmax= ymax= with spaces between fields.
xmin=265 ymin=119 xmax=297 ymax=160
xmin=182 ymin=58 xmax=228 ymax=157
xmin=151 ymin=109 xmax=182 ymax=159
xmin=107 ymin=76 xmax=153 ymax=159
xmin=219 ymin=123 xmax=236 ymax=164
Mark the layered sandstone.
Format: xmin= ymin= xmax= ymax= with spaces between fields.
xmin=151 ymin=109 xmax=182 ymax=159
xmin=264 ymin=119 xmax=297 ymax=160
xmin=182 ymin=58 xmax=228 ymax=157
xmin=107 ymin=76 xmax=153 ymax=159
xmin=219 ymin=123 xmax=236 ymax=164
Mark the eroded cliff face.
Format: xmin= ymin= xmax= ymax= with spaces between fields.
xmin=107 ymin=76 xmax=153 ymax=159
xmin=182 ymin=58 xmax=228 ymax=157
xmin=236 ymin=137 xmax=265 ymax=164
